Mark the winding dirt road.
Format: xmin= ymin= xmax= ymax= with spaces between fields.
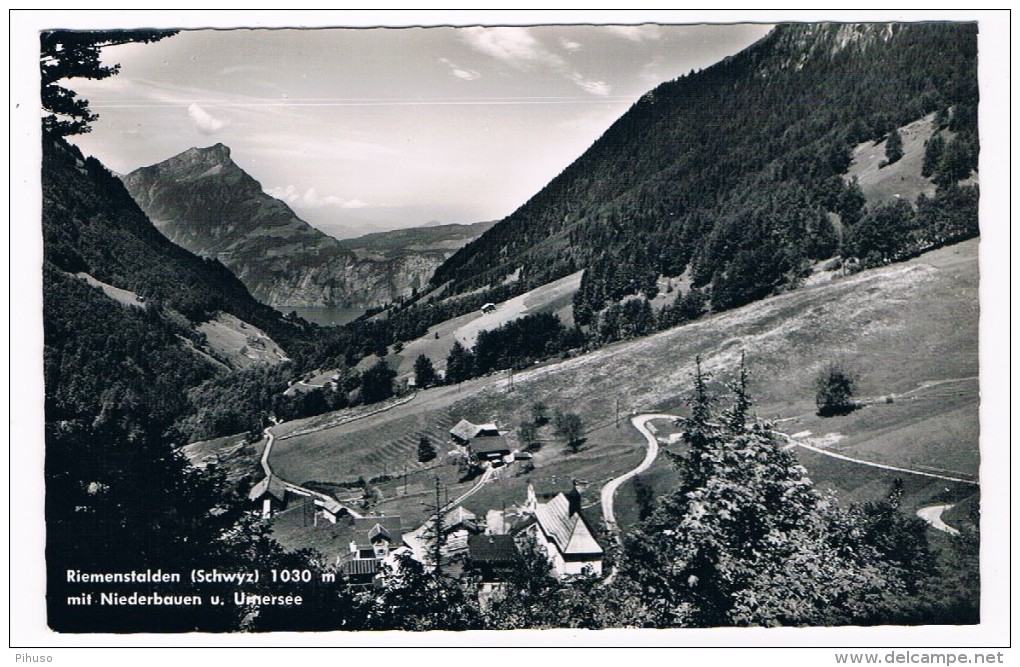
xmin=259 ymin=425 xmax=363 ymax=519
xmin=775 ymin=432 xmax=979 ymax=486
xmin=916 ymin=504 xmax=960 ymax=535
xmin=601 ymin=414 xmax=675 ymax=527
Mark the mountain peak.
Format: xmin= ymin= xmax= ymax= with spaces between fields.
xmin=183 ymin=143 xmax=232 ymax=163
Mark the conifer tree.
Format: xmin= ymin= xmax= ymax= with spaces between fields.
xmin=623 ymin=358 xmax=896 ymax=627
xmin=884 ymin=128 xmax=904 ymax=166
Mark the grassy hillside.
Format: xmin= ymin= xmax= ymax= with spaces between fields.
xmin=267 ymin=238 xmax=978 ymax=552
xmin=847 ymin=113 xmax=940 ymax=205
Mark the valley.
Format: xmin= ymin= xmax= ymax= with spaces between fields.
xmin=249 ymin=238 xmax=980 ymax=556
xmin=38 ymin=21 xmax=985 ymax=633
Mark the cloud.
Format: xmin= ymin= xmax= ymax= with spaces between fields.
xmin=606 ymin=25 xmax=663 ymax=42
xmin=461 ymin=27 xmax=609 ymax=96
xmin=461 ymin=27 xmax=559 ymax=69
xmin=560 ymin=38 xmax=582 ymax=52
xmin=439 ymin=57 xmax=481 ymax=81
xmin=187 ymin=103 xmax=227 ymax=134
xmin=570 ymin=74 xmax=611 ymax=96
xmin=267 ymin=185 xmax=369 ymax=209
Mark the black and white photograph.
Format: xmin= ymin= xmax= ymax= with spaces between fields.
xmin=10 ymin=9 xmax=1011 ymax=655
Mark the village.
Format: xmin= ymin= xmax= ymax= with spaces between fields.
xmin=247 ymin=414 xmax=610 ymax=602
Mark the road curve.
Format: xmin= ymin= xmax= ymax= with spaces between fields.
xmin=601 ymin=414 xmax=676 ymax=527
xmin=916 ymin=504 xmax=960 ymax=535
xmin=774 ymin=432 xmax=979 ymax=486
xmin=259 ymin=425 xmax=363 ymax=519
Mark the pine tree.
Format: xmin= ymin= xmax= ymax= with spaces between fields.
xmin=413 ymin=353 xmax=438 ymax=389
xmin=41 ymin=30 xmax=176 ymax=136
xmin=417 ymin=436 xmax=437 ymax=463
xmin=883 ymin=128 xmax=904 ymax=166
xmin=623 ymin=358 xmax=897 ymax=627
xmin=922 ymin=132 xmax=946 ymax=178
xmin=444 ymin=340 xmax=475 ymax=384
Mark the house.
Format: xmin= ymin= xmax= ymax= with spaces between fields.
xmin=441 ymin=506 xmax=482 ymax=556
xmin=341 ymin=556 xmax=380 ymax=586
xmin=518 ymin=482 xmax=604 ymax=577
xmin=413 ymin=506 xmax=483 ymax=561
xmin=349 ymin=516 xmax=404 ymax=560
xmin=469 ymin=434 xmax=512 ymax=462
xmin=468 ymin=532 xmax=521 ymax=611
xmin=248 ymin=475 xmax=289 ymax=519
xmin=468 ymin=533 xmax=519 ymax=582
xmin=342 ymin=515 xmax=405 ymax=586
xmin=450 ymin=418 xmax=516 ymax=463
xmin=314 ymin=497 xmax=347 ymax=524
xmin=450 ymin=419 xmax=500 ymax=444
xmin=481 ymin=303 xmax=497 ymax=314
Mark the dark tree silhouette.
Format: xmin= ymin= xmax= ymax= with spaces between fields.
xmin=413 ymin=353 xmax=438 ymax=389
xmin=418 ymin=436 xmax=436 ymax=463
xmin=361 ymin=358 xmax=396 ymax=404
xmin=815 ymin=362 xmax=859 ymax=416
xmin=41 ymin=30 xmax=176 ymax=136
xmin=883 ymin=128 xmax=904 ymax=166
xmin=444 ymin=340 xmax=475 ymax=384
xmin=555 ymin=410 xmax=585 ymax=452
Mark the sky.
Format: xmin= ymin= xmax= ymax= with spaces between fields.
xmin=66 ymin=24 xmax=773 ymax=237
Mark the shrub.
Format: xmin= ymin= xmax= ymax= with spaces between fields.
xmin=815 ymin=363 xmax=859 ymax=416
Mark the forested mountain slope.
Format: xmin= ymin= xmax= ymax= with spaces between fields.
xmin=429 ymin=22 xmax=978 ymax=316
xmin=42 ymin=131 xmax=326 ymax=631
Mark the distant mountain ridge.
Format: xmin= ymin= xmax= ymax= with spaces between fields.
xmin=338 ymin=220 xmax=497 ymax=260
xmin=122 ymin=146 xmax=490 ymax=309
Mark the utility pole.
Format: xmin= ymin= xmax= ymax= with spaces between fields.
xmin=616 ymin=397 xmax=620 ymax=428
xmin=432 ymin=477 xmax=444 ymax=574
xmin=403 ymin=464 xmax=408 ymax=495
xmin=507 ymin=367 xmax=514 ymax=393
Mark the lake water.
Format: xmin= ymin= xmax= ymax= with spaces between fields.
xmin=287 ymin=306 xmax=366 ymax=327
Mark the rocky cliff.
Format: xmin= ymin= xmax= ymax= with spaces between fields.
xmin=122 ymin=145 xmax=486 ymax=309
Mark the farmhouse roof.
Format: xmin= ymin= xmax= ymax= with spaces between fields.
xmin=353 ymin=516 xmax=403 ymax=546
xmin=450 ymin=419 xmax=478 ymax=441
xmin=534 ymin=493 xmax=603 ymax=557
xmin=248 ymin=475 xmax=288 ymax=502
xmin=443 ymin=506 xmax=479 ymax=533
xmin=315 ymin=497 xmax=344 ymax=515
xmin=470 ymin=435 xmax=511 ymax=456
xmin=468 ymin=534 xmax=519 ymax=564
xmin=451 ymin=419 xmax=501 ymax=441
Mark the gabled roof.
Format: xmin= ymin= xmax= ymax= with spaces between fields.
xmin=450 ymin=419 xmax=478 ymax=441
xmin=368 ymin=522 xmax=391 ymax=543
xmin=353 ymin=516 xmax=402 ymax=547
xmin=248 ymin=475 xmax=288 ymax=502
xmin=534 ymin=493 xmax=603 ymax=557
xmin=451 ymin=419 xmax=501 ymax=441
xmin=443 ymin=506 xmax=479 ymax=533
xmin=315 ymin=497 xmax=344 ymax=514
xmin=468 ymin=534 xmax=519 ymax=563
xmin=470 ymin=435 xmax=511 ymax=455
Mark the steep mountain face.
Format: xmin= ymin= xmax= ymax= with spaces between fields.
xmin=337 ymin=220 xmax=496 ymax=297
xmin=428 ymin=22 xmax=978 ymax=314
xmin=42 ymin=135 xmax=298 ymax=427
xmin=42 ymin=136 xmax=296 ymax=341
xmin=122 ymin=147 xmax=489 ymax=309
